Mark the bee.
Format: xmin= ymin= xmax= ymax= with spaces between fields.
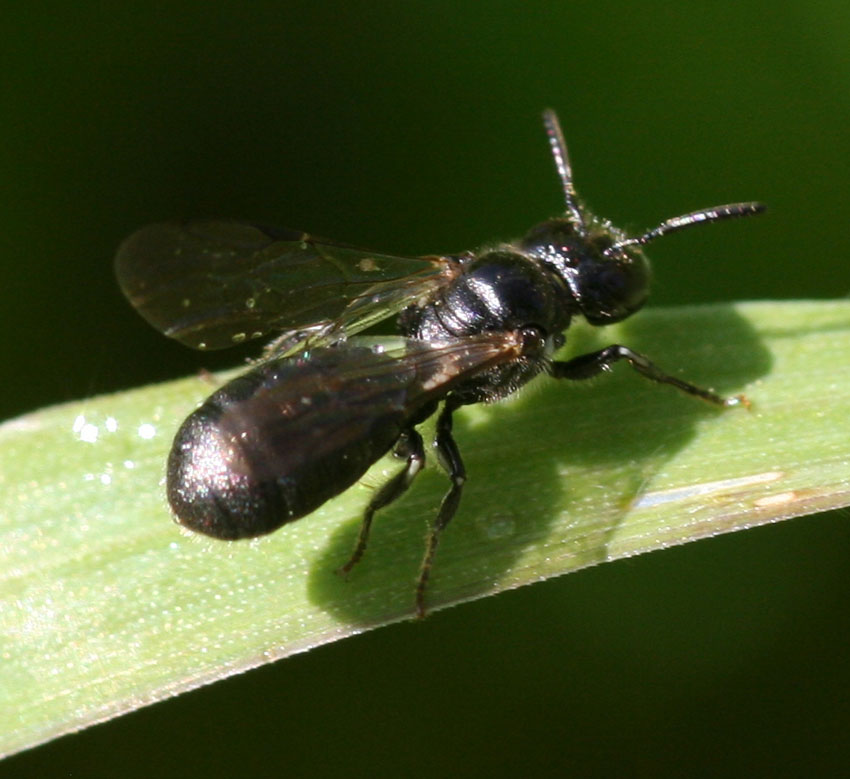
xmin=115 ymin=110 xmax=764 ymax=617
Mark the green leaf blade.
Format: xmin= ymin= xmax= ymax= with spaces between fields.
xmin=3 ymin=300 xmax=850 ymax=757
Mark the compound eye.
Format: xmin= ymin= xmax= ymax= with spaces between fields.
xmin=580 ymin=256 xmax=650 ymax=324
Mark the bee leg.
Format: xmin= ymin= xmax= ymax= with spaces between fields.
xmin=416 ymin=395 xmax=467 ymax=618
xmin=551 ymin=344 xmax=747 ymax=408
xmin=339 ymin=428 xmax=426 ymax=576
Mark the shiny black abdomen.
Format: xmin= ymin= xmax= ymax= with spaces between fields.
xmin=167 ymin=347 xmax=420 ymax=539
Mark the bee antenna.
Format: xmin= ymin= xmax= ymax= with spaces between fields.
xmin=605 ymin=202 xmax=766 ymax=256
xmin=542 ymin=109 xmax=586 ymax=236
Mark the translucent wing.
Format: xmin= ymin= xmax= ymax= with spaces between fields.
xmin=115 ymin=220 xmax=451 ymax=353
xmin=234 ymin=331 xmax=534 ymax=445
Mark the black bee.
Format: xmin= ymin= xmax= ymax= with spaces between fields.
xmin=115 ymin=110 xmax=764 ymax=617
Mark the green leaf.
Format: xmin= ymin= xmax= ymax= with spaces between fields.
xmin=3 ymin=300 xmax=850 ymax=757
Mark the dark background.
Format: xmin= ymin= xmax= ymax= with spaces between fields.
xmin=3 ymin=2 xmax=850 ymax=776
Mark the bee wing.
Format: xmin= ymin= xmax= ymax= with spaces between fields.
xmin=254 ymin=331 xmax=532 ymax=429
xmin=115 ymin=220 xmax=450 ymax=352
